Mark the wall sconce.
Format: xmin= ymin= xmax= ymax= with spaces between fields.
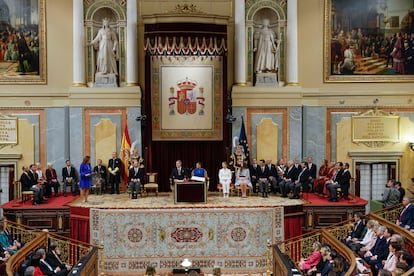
xmin=409 ymin=142 xmax=414 ymax=152
xmin=136 ymin=115 xmax=147 ymax=121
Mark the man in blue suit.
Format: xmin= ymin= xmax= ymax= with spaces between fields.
xmin=397 ymin=196 xmax=414 ymax=230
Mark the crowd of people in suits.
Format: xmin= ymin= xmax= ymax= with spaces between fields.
xmin=344 ymin=212 xmax=413 ymax=276
xmin=296 ymin=209 xmax=414 ymax=276
xmin=217 ymin=155 xmax=353 ymax=201
xmin=17 ymin=149 xmax=147 ymax=205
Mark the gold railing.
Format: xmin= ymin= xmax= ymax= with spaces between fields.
xmin=369 ymin=212 xmax=414 ymax=276
xmin=275 ymin=229 xmax=356 ymax=276
xmin=276 ymin=204 xmax=414 ymax=276
xmin=372 ymin=204 xmax=403 ymax=223
xmin=5 ymin=220 xmax=101 ymax=276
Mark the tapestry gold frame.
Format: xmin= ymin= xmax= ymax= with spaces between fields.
xmin=324 ymin=0 xmax=414 ymax=83
xmin=0 ymin=0 xmax=46 ymax=84
xmin=151 ymin=56 xmax=223 ymax=141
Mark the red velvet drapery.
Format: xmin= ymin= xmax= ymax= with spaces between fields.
xmin=284 ymin=213 xmax=303 ymax=240
xmin=70 ymin=207 xmax=90 ymax=243
xmin=143 ymin=23 xmax=230 ymax=192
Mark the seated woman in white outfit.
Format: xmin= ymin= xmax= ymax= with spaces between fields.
xmin=219 ymin=161 xmax=232 ymax=198
xmin=235 ymin=162 xmax=252 ymax=198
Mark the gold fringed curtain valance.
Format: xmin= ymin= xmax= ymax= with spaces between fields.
xmin=144 ymin=36 xmax=227 ymax=56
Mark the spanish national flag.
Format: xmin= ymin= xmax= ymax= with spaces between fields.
xmin=120 ymin=124 xmax=131 ymax=183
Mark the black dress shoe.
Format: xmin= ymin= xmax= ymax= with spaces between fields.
xmin=329 ymin=198 xmax=338 ymax=202
xmin=64 ymin=193 xmax=67 ymax=197
xmin=32 ymin=202 xmax=38 ymax=206
xmin=292 ymin=195 xmax=299 ymax=199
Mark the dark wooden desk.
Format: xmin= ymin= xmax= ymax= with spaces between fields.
xmin=174 ymin=181 xmax=206 ymax=203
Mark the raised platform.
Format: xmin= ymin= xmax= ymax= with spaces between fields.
xmin=1 ymin=193 xmax=77 ymax=235
xmin=1 ymin=191 xmax=367 ymax=275
xmin=301 ymin=193 xmax=368 ymax=232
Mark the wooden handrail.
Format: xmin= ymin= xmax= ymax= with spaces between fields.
xmin=4 ymin=220 xmax=101 ymax=275
xmin=6 ymin=231 xmax=48 ymax=275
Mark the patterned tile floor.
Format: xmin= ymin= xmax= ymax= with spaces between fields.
xmin=69 ymin=191 xmax=303 ymax=209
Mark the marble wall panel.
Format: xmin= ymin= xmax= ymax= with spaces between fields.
xmin=127 ymin=107 xmax=142 ymax=156
xmin=69 ymin=108 xmax=84 ymax=170
xmin=289 ymin=107 xmax=302 ymax=161
xmin=303 ymin=106 xmax=325 ymax=164
xmin=45 ymin=108 xmax=66 ymax=180
xmin=89 ymin=114 xmax=122 ymax=167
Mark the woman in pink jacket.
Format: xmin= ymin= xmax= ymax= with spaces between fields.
xmin=298 ymin=241 xmax=322 ymax=272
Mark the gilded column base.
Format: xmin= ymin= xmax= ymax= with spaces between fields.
xmin=72 ymin=82 xmax=87 ymax=87
xmin=286 ymin=82 xmax=300 ymax=86
xmin=234 ymin=82 xmax=247 ymax=86
xmin=125 ymin=82 xmax=139 ymax=87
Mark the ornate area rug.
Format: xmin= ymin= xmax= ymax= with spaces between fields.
xmin=90 ymin=206 xmax=283 ymax=274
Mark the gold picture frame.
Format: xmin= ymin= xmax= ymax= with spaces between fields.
xmin=324 ymin=0 xmax=414 ymax=83
xmin=0 ymin=0 xmax=46 ymax=84
xmin=151 ymin=56 xmax=223 ymax=141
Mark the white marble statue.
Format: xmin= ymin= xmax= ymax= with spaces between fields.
xmin=253 ymin=19 xmax=280 ymax=73
xmin=90 ymin=18 xmax=119 ymax=75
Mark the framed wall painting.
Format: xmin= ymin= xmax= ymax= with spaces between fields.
xmin=0 ymin=0 xmax=46 ymax=84
xmin=151 ymin=56 xmax=223 ymax=141
xmin=324 ymin=0 xmax=414 ymax=82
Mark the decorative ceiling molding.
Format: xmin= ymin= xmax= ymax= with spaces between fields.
xmin=169 ymin=3 xmax=205 ymax=14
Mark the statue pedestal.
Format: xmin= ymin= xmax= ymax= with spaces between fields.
xmin=255 ymin=72 xmax=278 ymax=87
xmin=94 ymin=73 xmax=118 ymax=87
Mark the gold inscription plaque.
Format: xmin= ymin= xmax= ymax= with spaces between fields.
xmin=352 ymin=116 xmax=399 ymax=143
xmin=0 ymin=116 xmax=18 ymax=144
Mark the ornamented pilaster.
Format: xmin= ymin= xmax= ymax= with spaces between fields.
xmin=73 ymin=0 xmax=86 ymax=86
xmin=234 ymin=0 xmax=246 ymax=85
xmin=126 ymin=0 xmax=138 ymax=86
xmin=286 ymin=0 xmax=299 ymax=85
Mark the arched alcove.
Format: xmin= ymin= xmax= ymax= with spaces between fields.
xmin=246 ymin=1 xmax=287 ymax=84
xmin=84 ymin=0 xmax=126 ymax=86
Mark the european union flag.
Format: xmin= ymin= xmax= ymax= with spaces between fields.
xmin=239 ymin=116 xmax=250 ymax=166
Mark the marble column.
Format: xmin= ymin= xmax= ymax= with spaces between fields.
xmin=234 ymin=0 xmax=246 ymax=85
xmin=73 ymin=0 xmax=86 ymax=86
xmin=126 ymin=0 xmax=138 ymax=86
xmin=286 ymin=0 xmax=299 ymax=86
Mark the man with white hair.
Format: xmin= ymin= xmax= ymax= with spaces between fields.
xmin=46 ymin=163 xmax=59 ymax=197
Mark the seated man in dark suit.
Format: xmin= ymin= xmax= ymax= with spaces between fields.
xmin=249 ymin=158 xmax=259 ymax=193
xmin=129 ymin=160 xmax=145 ymax=199
xmin=46 ymin=241 xmax=72 ymax=272
xmin=20 ymin=165 xmax=32 ymax=192
xmin=37 ymin=248 xmax=68 ymax=276
xmin=61 ymin=160 xmax=78 ymax=197
xmin=256 ymin=159 xmax=269 ymax=198
xmin=326 ymin=162 xmax=344 ymax=202
xmin=289 ymin=161 xmax=310 ymax=199
xmin=279 ymin=160 xmax=297 ymax=198
xmin=93 ymin=159 xmax=107 ymax=194
xmin=266 ymin=160 xmax=279 ymax=194
xmin=345 ymin=212 xmax=365 ymax=245
xmin=363 ymin=226 xmax=389 ymax=271
xmin=170 ymin=160 xmax=186 ymax=191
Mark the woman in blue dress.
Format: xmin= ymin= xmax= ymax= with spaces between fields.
xmin=79 ymin=156 xmax=92 ymax=203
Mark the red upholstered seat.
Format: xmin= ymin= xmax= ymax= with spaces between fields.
xmin=217 ymin=183 xmax=235 ymax=196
